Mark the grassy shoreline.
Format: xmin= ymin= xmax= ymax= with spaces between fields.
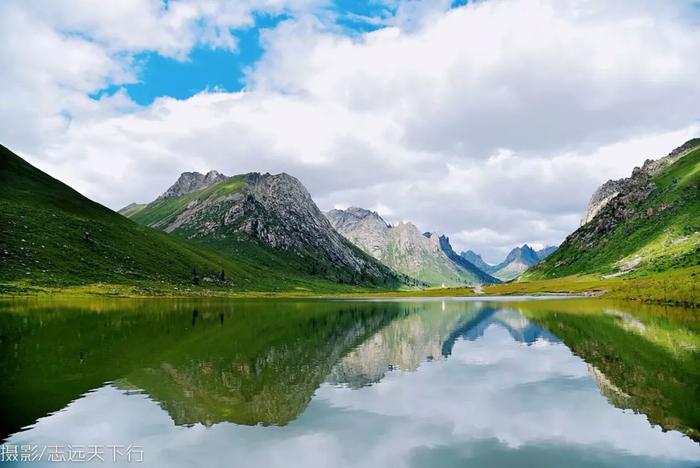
xmin=1 ymin=266 xmax=698 ymax=308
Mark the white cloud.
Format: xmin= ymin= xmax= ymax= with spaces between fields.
xmin=9 ymin=320 xmax=700 ymax=466
xmin=2 ymin=0 xmax=700 ymax=260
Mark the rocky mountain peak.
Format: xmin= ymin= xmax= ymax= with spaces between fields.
xmin=581 ymin=139 xmax=700 ymax=226
xmin=506 ymin=244 xmax=539 ymax=263
xmin=505 ymin=244 xmax=539 ymax=265
xmin=536 ymin=246 xmax=557 ymax=260
xmin=326 ymin=207 xmax=389 ymax=232
xmin=460 ymin=250 xmax=493 ymax=272
xmin=462 ymin=243 xmax=552 ymax=281
xmin=326 ymin=209 xmax=500 ymax=286
xmin=128 ymin=170 xmax=399 ymax=286
xmin=531 ymin=138 xmax=699 ymax=279
xmin=159 ymin=170 xmax=228 ymax=200
xmin=244 ymin=172 xmax=315 ymax=210
xmin=437 ymin=234 xmax=455 ymax=255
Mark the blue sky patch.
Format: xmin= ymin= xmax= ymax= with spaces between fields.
xmin=90 ymin=1 xmax=475 ymax=106
xmin=92 ymin=13 xmax=287 ymax=106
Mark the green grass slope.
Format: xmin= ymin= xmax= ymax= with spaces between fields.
xmin=0 ymin=145 xmax=390 ymax=293
xmin=128 ymin=175 xmax=247 ymax=229
xmin=519 ymin=299 xmax=700 ymax=441
xmin=126 ymin=173 xmax=404 ymax=288
xmin=0 ymin=298 xmax=405 ymax=437
xmin=527 ymin=141 xmax=700 ymax=280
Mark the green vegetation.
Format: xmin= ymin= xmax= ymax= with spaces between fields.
xmin=0 ymin=297 xmax=408 ymax=436
xmin=2 ymin=138 xmax=697 ymax=300
xmin=2 ymin=296 xmax=697 ymax=443
xmin=126 ymin=174 xmax=402 ymax=289
xmin=128 ymin=175 xmax=246 ymax=229
xmin=529 ymin=142 xmax=700 ymax=279
xmin=516 ymin=299 xmax=700 ymax=441
xmin=117 ymin=202 xmax=146 ymax=218
xmin=0 ymin=145 xmax=398 ymax=293
xmin=362 ymin=266 xmax=699 ymax=309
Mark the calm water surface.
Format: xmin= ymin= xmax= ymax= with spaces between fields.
xmin=0 ymin=297 xmax=698 ymax=467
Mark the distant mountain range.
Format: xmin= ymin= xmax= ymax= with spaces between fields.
xmin=528 ymin=139 xmax=700 ymax=279
xmin=0 ymin=144 xmax=401 ymax=292
xmin=460 ymin=245 xmax=557 ymax=281
xmin=326 ymin=207 xmax=499 ymax=286
xmin=2 ymin=136 xmax=697 ymax=293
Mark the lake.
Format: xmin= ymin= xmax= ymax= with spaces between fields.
xmin=0 ymin=297 xmax=698 ymax=467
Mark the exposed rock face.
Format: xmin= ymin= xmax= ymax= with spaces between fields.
xmin=127 ymin=173 xmax=399 ymax=285
xmin=587 ymin=363 xmax=630 ymax=409
xmin=327 ymin=306 xmax=560 ymax=389
xmin=489 ymin=244 xmax=541 ymax=281
xmin=383 ymin=224 xmax=459 ymax=283
xmin=159 ymin=170 xmax=228 ymax=200
xmin=460 ymin=250 xmax=492 ymax=273
xmin=580 ymin=138 xmax=699 ymax=226
xmin=529 ymin=138 xmax=700 ymax=279
xmin=505 ymin=244 xmax=540 ymax=265
xmin=325 ymin=207 xmax=499 ymax=286
xmin=325 ymin=207 xmax=390 ymax=258
xmin=536 ymin=246 xmax=557 ymax=260
xmin=438 ymin=235 xmax=499 ymax=283
xmin=461 ymin=244 xmax=557 ymax=281
xmin=569 ymin=142 xmax=698 ymax=251
xmin=581 ymin=179 xmax=624 ymax=226
xmin=327 ymin=307 xmax=471 ymax=388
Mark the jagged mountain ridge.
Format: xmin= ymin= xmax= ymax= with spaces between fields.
xmin=460 ymin=250 xmax=492 ymax=273
xmin=123 ymin=172 xmax=402 ymax=287
xmin=325 ymin=207 xmax=499 ymax=286
xmin=580 ymin=140 xmax=698 ymax=226
xmin=536 ymin=246 xmax=557 ymax=260
xmin=528 ymin=139 xmax=700 ymax=279
xmin=161 ymin=170 xmax=228 ymax=200
xmin=489 ymin=244 xmax=541 ymax=281
xmin=0 ymin=144 xmax=340 ymax=291
xmin=437 ymin=235 xmax=498 ymax=283
xmin=460 ymin=244 xmax=557 ymax=281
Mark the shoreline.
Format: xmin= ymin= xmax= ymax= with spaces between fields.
xmin=1 ymin=266 xmax=698 ymax=308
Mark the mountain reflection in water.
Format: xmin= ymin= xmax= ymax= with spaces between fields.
xmin=0 ymin=297 xmax=698 ymax=467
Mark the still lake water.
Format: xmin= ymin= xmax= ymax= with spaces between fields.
xmin=0 ymin=296 xmax=698 ymax=467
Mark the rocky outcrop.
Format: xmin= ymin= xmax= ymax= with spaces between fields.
xmin=536 ymin=246 xmax=557 ymax=260
xmin=438 ymin=235 xmax=500 ymax=283
xmin=580 ymin=138 xmax=700 ymax=226
xmin=581 ymin=179 xmax=625 ymax=226
xmin=158 ymin=170 xmax=228 ymax=200
xmin=239 ymin=173 xmax=390 ymax=279
xmin=488 ymin=244 xmax=540 ymax=281
xmin=460 ymin=250 xmax=492 ymax=273
xmin=567 ymin=144 xmax=688 ymax=251
xmin=126 ymin=173 xmax=400 ymax=285
xmin=326 ymin=207 xmax=499 ymax=286
xmin=327 ymin=306 xmax=474 ymax=388
xmin=529 ymin=138 xmax=700 ymax=279
xmin=325 ymin=207 xmax=390 ymax=258
xmin=461 ymin=244 xmax=556 ymax=281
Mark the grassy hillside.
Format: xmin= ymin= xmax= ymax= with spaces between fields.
xmin=527 ymin=141 xmax=700 ymax=279
xmin=517 ymin=299 xmax=700 ymax=441
xmin=0 ymin=145 xmax=394 ymax=293
xmin=128 ymin=175 xmax=247 ymax=229
xmin=0 ymin=298 xmax=405 ymax=437
xmin=125 ymin=172 xmax=403 ymax=288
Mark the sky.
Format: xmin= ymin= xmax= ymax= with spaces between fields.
xmin=9 ymin=322 xmax=700 ymax=465
xmin=1 ymin=0 xmax=699 ymax=263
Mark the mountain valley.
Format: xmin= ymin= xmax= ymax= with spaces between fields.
xmin=326 ymin=207 xmax=499 ymax=286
